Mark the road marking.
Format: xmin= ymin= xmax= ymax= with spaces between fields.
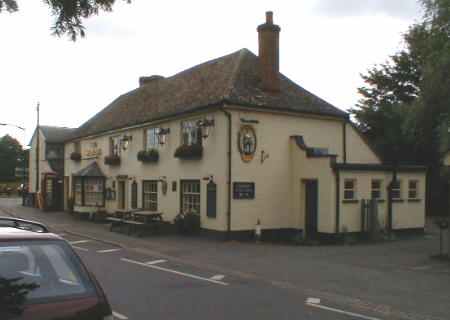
xmin=72 ymin=246 xmax=88 ymax=252
xmin=112 ymin=311 xmax=128 ymax=320
xmin=145 ymin=259 xmax=167 ymax=265
xmin=306 ymin=297 xmax=321 ymax=304
xmin=411 ymin=265 xmax=431 ymax=271
xmin=70 ymin=240 xmax=91 ymax=245
xmin=210 ymin=274 xmax=225 ymax=281
xmin=97 ymin=248 xmax=121 ymax=253
xmin=121 ymin=258 xmax=228 ymax=286
xmin=306 ymin=300 xmax=382 ymax=320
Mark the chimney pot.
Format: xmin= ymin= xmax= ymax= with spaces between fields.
xmin=266 ymin=11 xmax=273 ymax=24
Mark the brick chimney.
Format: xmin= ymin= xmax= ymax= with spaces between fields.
xmin=257 ymin=11 xmax=281 ymax=92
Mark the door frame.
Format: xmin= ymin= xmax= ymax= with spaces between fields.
xmin=302 ymin=179 xmax=319 ymax=239
xmin=117 ymin=179 xmax=127 ymax=210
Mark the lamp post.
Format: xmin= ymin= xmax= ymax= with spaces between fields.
xmin=0 ymin=123 xmax=27 ymax=205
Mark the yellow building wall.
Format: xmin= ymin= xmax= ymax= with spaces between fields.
xmin=29 ymin=129 xmax=52 ymax=193
xmin=345 ymin=124 xmax=381 ymax=164
xmin=339 ymin=171 xmax=426 ymax=232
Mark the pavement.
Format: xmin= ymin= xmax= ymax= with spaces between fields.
xmin=1 ymin=197 xmax=450 ymax=320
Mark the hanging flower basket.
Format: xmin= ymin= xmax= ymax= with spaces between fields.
xmin=137 ymin=149 xmax=159 ymax=163
xmin=104 ymin=155 xmax=121 ymax=166
xmin=174 ymin=144 xmax=203 ymax=160
xmin=70 ymin=152 xmax=81 ymax=161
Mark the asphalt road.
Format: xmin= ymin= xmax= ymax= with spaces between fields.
xmin=64 ymin=233 xmax=376 ymax=320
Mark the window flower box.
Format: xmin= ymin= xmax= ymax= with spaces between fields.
xmin=174 ymin=144 xmax=203 ymax=160
xmin=137 ymin=149 xmax=159 ymax=163
xmin=104 ymin=155 xmax=121 ymax=166
xmin=70 ymin=152 xmax=81 ymax=161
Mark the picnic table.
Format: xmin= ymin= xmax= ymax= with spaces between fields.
xmin=107 ymin=210 xmax=163 ymax=236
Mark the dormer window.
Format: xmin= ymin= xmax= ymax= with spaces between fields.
xmin=181 ymin=120 xmax=202 ymax=146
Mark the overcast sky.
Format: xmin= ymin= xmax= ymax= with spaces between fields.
xmin=0 ymin=0 xmax=422 ymax=146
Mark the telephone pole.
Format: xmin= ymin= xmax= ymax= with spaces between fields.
xmin=35 ymin=102 xmax=40 ymax=194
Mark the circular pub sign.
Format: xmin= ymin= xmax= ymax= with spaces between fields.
xmin=238 ymin=125 xmax=257 ymax=162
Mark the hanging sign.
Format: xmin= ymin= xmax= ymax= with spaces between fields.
xmin=238 ymin=125 xmax=257 ymax=162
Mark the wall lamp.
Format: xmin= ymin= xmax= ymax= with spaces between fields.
xmin=121 ymin=134 xmax=133 ymax=150
xmin=197 ymin=118 xmax=215 ymax=138
xmin=158 ymin=128 xmax=170 ymax=145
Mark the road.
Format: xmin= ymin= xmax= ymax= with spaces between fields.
xmin=63 ymin=232 xmax=367 ymax=320
xmin=1 ymin=197 xmax=449 ymax=320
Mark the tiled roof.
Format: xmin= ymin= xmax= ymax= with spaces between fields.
xmin=69 ymin=49 xmax=347 ymax=140
xmin=40 ymin=126 xmax=74 ymax=143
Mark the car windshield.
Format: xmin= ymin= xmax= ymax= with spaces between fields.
xmin=0 ymin=240 xmax=95 ymax=306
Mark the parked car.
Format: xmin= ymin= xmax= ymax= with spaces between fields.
xmin=0 ymin=217 xmax=113 ymax=320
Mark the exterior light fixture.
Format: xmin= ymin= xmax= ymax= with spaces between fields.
xmin=197 ymin=118 xmax=215 ymax=138
xmin=158 ymin=128 xmax=170 ymax=145
xmin=121 ymin=134 xmax=133 ymax=150
xmin=158 ymin=176 xmax=168 ymax=195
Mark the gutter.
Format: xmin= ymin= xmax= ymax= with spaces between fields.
xmin=220 ymin=106 xmax=232 ymax=240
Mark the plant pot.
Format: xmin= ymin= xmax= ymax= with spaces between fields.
xmin=174 ymin=144 xmax=203 ymax=160
xmin=104 ymin=155 xmax=121 ymax=166
xmin=137 ymin=149 xmax=159 ymax=163
xmin=70 ymin=152 xmax=81 ymax=161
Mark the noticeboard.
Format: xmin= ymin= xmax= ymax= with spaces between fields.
xmin=233 ymin=182 xmax=255 ymax=199
xmin=207 ymin=181 xmax=217 ymax=217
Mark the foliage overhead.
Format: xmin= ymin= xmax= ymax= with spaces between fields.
xmin=0 ymin=0 xmax=131 ymax=40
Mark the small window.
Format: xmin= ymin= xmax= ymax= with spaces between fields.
xmin=110 ymin=136 xmax=121 ymax=156
xmin=343 ymin=179 xmax=356 ymax=200
xmin=391 ymin=180 xmax=401 ymax=199
xmin=408 ymin=180 xmax=418 ymax=199
xmin=143 ymin=181 xmax=158 ymax=211
xmin=145 ymin=127 xmax=160 ymax=149
xmin=371 ymin=180 xmax=382 ymax=200
xmin=181 ymin=180 xmax=200 ymax=214
xmin=181 ymin=120 xmax=202 ymax=146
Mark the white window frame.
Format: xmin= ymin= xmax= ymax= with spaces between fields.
xmin=84 ymin=177 xmax=104 ymax=206
xmin=391 ymin=180 xmax=402 ymax=200
xmin=145 ymin=127 xmax=160 ymax=149
xmin=110 ymin=136 xmax=121 ymax=156
xmin=343 ymin=179 xmax=356 ymax=200
xmin=181 ymin=180 xmax=200 ymax=214
xmin=181 ymin=120 xmax=201 ymax=146
xmin=371 ymin=179 xmax=382 ymax=200
xmin=74 ymin=178 xmax=82 ymax=206
xmin=143 ymin=180 xmax=158 ymax=211
xmin=408 ymin=180 xmax=419 ymax=199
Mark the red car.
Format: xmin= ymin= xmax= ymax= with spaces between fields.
xmin=0 ymin=217 xmax=113 ymax=320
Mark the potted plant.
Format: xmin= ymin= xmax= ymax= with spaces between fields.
xmin=104 ymin=155 xmax=121 ymax=166
xmin=70 ymin=152 xmax=81 ymax=161
xmin=137 ymin=149 xmax=159 ymax=163
xmin=174 ymin=144 xmax=203 ymax=160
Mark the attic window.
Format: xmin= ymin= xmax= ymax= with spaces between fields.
xmin=145 ymin=127 xmax=160 ymax=149
xmin=110 ymin=136 xmax=121 ymax=156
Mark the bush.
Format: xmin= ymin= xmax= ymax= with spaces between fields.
xmin=174 ymin=212 xmax=201 ymax=235
xmin=70 ymin=152 xmax=81 ymax=161
xmin=137 ymin=149 xmax=159 ymax=163
xmin=174 ymin=144 xmax=203 ymax=160
xmin=104 ymin=155 xmax=121 ymax=166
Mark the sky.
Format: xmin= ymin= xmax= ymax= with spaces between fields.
xmin=0 ymin=0 xmax=423 ymax=146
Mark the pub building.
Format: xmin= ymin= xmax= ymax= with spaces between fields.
xmin=29 ymin=12 xmax=427 ymax=240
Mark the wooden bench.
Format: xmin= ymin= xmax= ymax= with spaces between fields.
xmin=106 ymin=217 xmax=124 ymax=232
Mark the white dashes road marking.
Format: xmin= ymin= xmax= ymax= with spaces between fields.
xmin=112 ymin=311 xmax=128 ymax=320
xmin=121 ymin=258 xmax=229 ymax=286
xmin=305 ymin=298 xmax=382 ymax=320
xmin=72 ymin=246 xmax=88 ymax=252
xmin=210 ymin=274 xmax=225 ymax=281
xmin=97 ymin=248 xmax=121 ymax=253
xmin=145 ymin=259 xmax=167 ymax=265
xmin=70 ymin=240 xmax=91 ymax=245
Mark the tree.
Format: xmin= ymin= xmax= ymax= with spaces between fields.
xmin=351 ymin=0 xmax=450 ymax=215
xmin=0 ymin=0 xmax=131 ymax=41
xmin=0 ymin=135 xmax=23 ymax=181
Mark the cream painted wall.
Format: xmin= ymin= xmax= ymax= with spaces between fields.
xmin=229 ymin=109 xmax=343 ymax=232
xmin=345 ymin=124 xmax=381 ymax=164
xmin=290 ymin=138 xmax=336 ymax=234
xmin=339 ymin=171 xmax=426 ymax=232
xmin=65 ymin=110 xmax=229 ymax=231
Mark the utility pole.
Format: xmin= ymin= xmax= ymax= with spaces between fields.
xmin=35 ymin=102 xmax=40 ymax=196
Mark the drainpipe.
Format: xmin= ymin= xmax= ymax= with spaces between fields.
xmin=220 ymin=106 xmax=232 ymax=240
xmin=335 ymin=168 xmax=340 ymax=234
xmin=342 ymin=121 xmax=347 ymax=164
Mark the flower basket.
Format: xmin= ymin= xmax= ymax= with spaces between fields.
xmin=104 ymin=155 xmax=121 ymax=166
xmin=70 ymin=152 xmax=81 ymax=161
xmin=174 ymin=144 xmax=203 ymax=160
xmin=137 ymin=149 xmax=159 ymax=163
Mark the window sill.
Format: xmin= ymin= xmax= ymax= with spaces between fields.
xmin=407 ymin=198 xmax=421 ymax=203
xmin=392 ymin=199 xmax=404 ymax=203
xmin=342 ymin=199 xmax=359 ymax=204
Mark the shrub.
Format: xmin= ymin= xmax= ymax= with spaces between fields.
xmin=104 ymin=155 xmax=121 ymax=166
xmin=137 ymin=149 xmax=159 ymax=163
xmin=174 ymin=144 xmax=203 ymax=160
xmin=174 ymin=212 xmax=201 ymax=235
xmin=70 ymin=152 xmax=81 ymax=161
